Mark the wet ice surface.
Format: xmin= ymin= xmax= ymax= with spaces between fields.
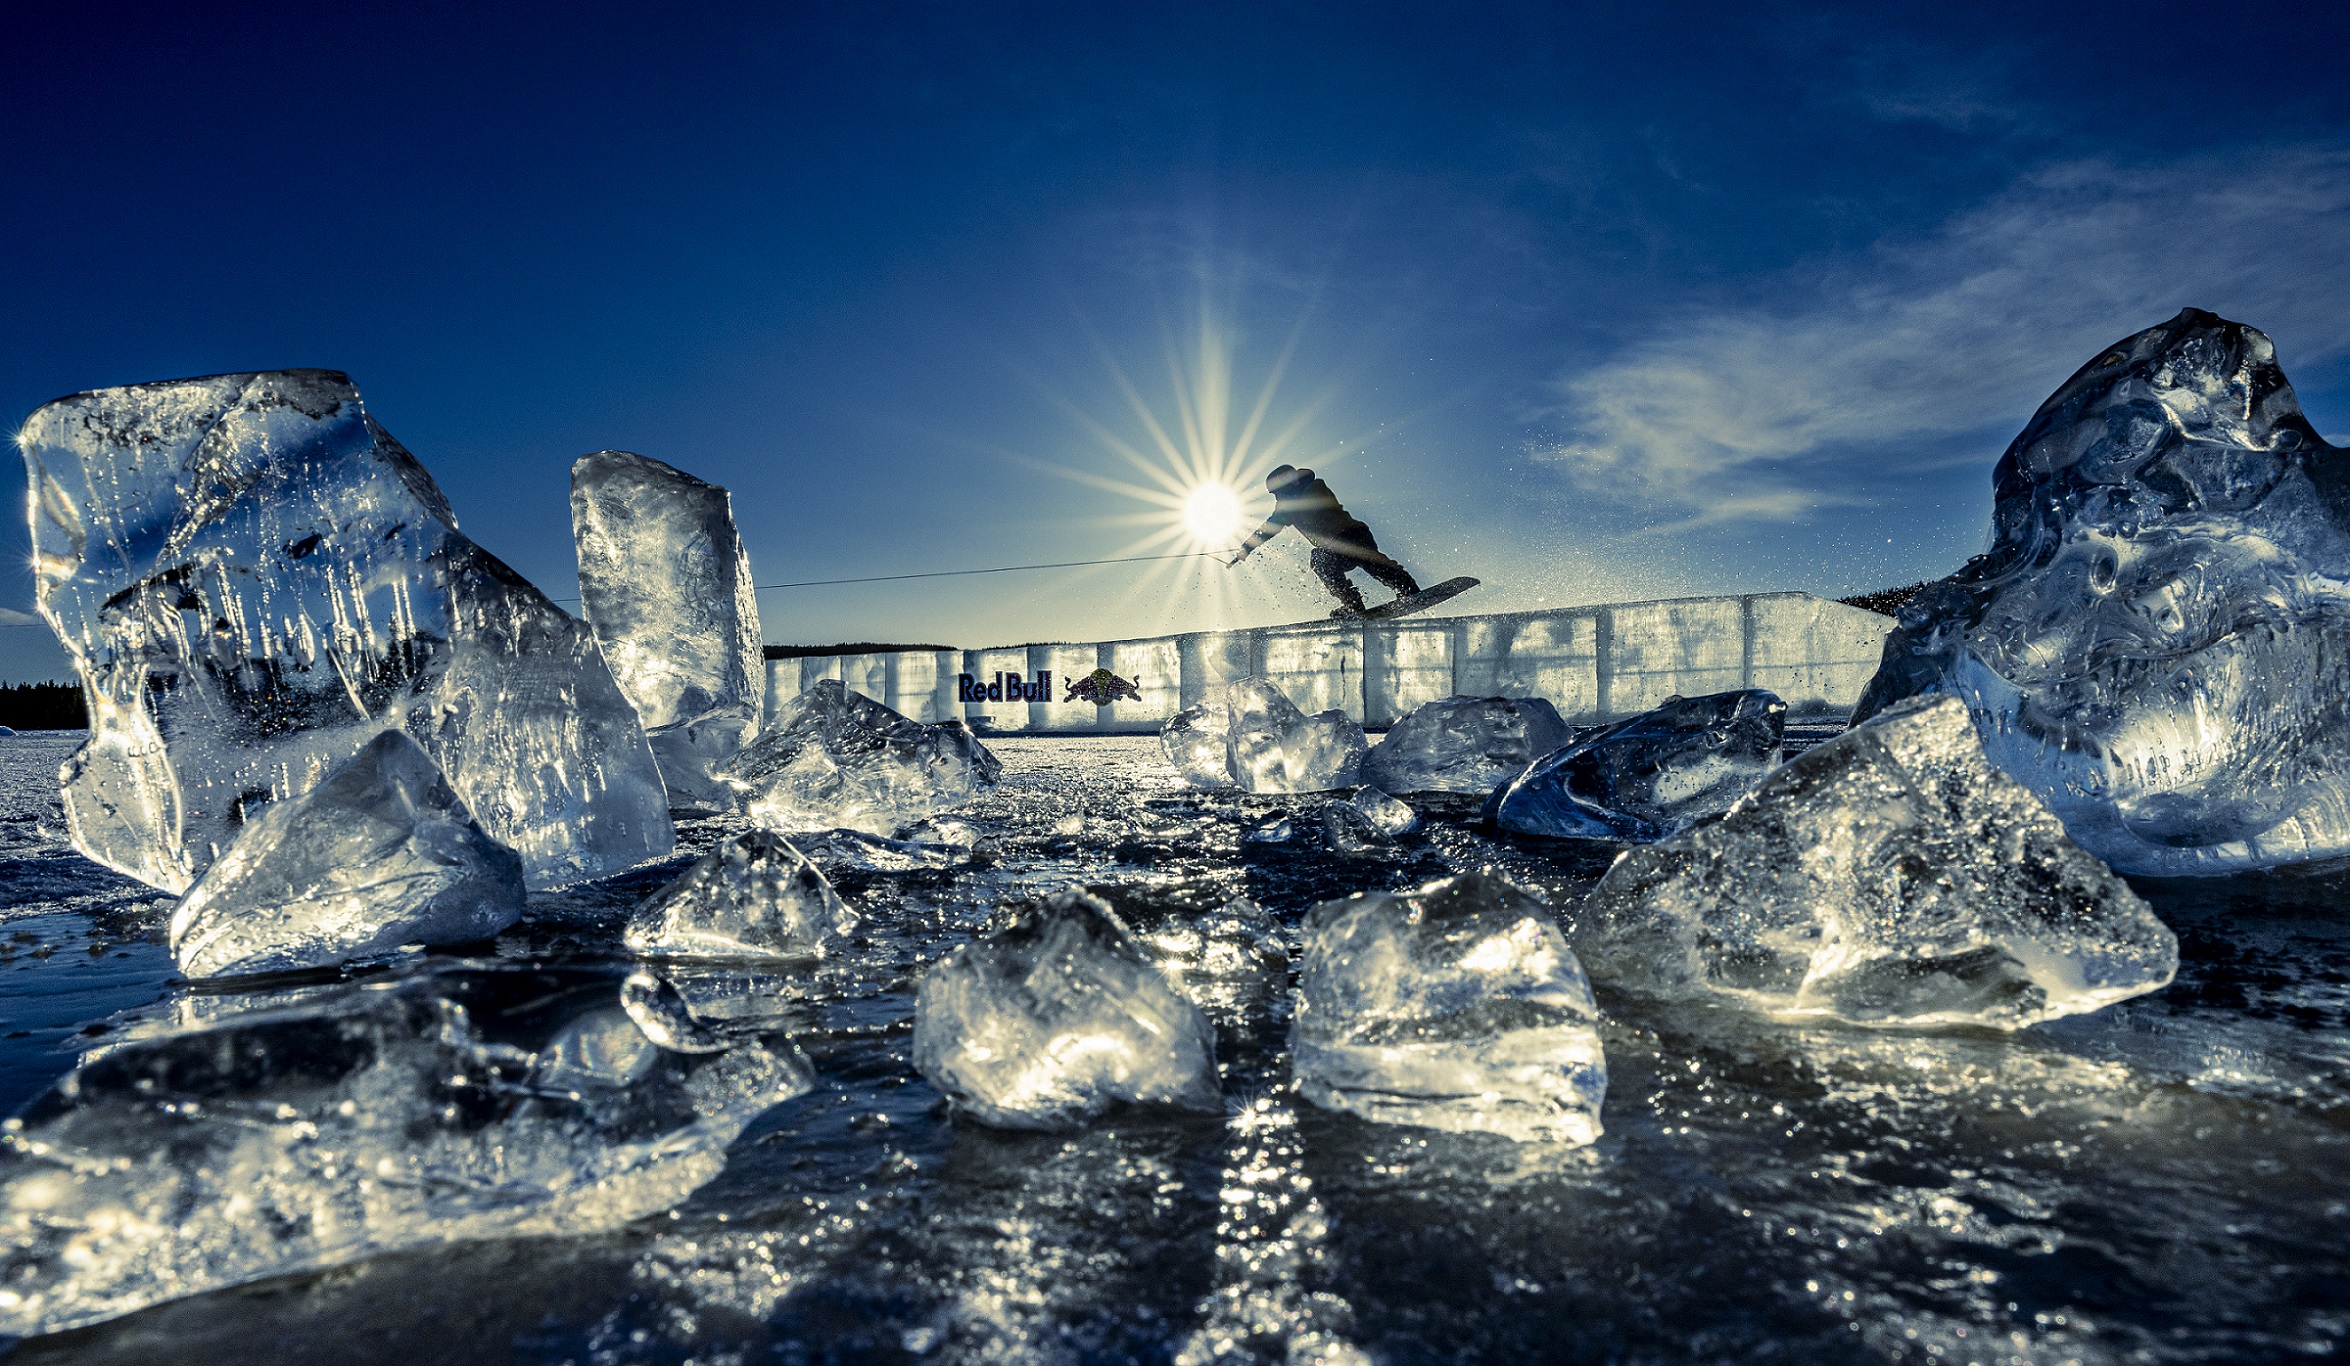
xmin=2 ymin=728 xmax=2347 ymax=1361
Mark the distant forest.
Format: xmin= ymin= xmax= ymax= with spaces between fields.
xmin=0 ymin=683 xmax=85 ymax=730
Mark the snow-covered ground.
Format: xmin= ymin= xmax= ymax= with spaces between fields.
xmin=3 ymin=729 xmax=2347 ymax=1362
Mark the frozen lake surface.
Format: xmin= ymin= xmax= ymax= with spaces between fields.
xmin=2 ymin=728 xmax=2345 ymax=1363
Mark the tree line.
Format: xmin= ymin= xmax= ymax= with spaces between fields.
xmin=0 ymin=683 xmax=86 ymax=730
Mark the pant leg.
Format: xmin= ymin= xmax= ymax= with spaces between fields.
xmin=1309 ymin=547 xmax=1368 ymax=611
xmin=1363 ymin=557 xmax=1421 ymax=598
xmin=1319 ymin=525 xmax=1420 ymax=597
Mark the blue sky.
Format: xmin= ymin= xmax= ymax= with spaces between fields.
xmin=6 ymin=1 xmax=2349 ymax=681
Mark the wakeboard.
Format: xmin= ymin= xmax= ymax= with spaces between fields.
xmin=1305 ymin=576 xmax=1480 ymax=626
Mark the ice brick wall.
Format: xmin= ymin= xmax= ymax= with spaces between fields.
xmin=762 ymin=593 xmax=1893 ymax=734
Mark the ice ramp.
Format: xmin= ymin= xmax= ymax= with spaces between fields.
xmin=762 ymin=592 xmax=1894 ymax=736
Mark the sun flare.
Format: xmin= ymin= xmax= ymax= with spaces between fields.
xmin=1180 ymin=481 xmax=1245 ymax=549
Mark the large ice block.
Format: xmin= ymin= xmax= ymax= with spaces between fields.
xmin=1489 ymin=689 xmax=1784 ymax=842
xmin=1225 ymin=677 xmax=1366 ymax=794
xmin=570 ymin=451 xmax=765 ymax=810
xmin=168 ymin=730 xmax=525 ymax=978
xmin=1361 ymin=695 xmax=1571 ymax=794
xmin=18 ymin=370 xmax=672 ymax=892
xmin=1160 ymin=698 xmax=1238 ymax=789
xmin=625 ymin=828 xmax=856 ymax=960
xmin=724 ymin=679 xmax=1000 ymax=837
xmin=911 ymin=889 xmax=1222 ymax=1130
xmin=1579 ymin=696 xmax=2178 ymax=1028
xmin=1291 ymin=870 xmax=1606 ymax=1144
xmin=1851 ymin=309 xmax=2350 ymax=875
xmin=0 ymin=964 xmax=810 ymax=1338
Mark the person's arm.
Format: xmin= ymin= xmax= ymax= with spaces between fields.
xmin=1229 ymin=512 xmax=1286 ymax=564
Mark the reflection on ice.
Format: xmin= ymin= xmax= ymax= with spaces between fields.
xmin=1855 ymin=308 xmax=2350 ymax=875
xmin=1580 ymin=696 xmax=2178 ymax=1027
xmin=1489 ymin=689 xmax=1784 ymax=842
xmin=18 ymin=369 xmax=672 ymax=893
xmin=168 ymin=730 xmax=525 ymax=978
xmin=625 ymin=828 xmax=855 ymax=961
xmin=0 ymin=964 xmax=810 ymax=1338
xmin=570 ymin=451 xmax=766 ymax=811
xmin=1361 ymin=695 xmax=1571 ymax=795
xmin=726 ymin=680 xmax=1001 ymax=836
xmin=1292 ymin=871 xmax=1607 ymax=1144
xmin=912 ymin=889 xmax=1222 ymax=1130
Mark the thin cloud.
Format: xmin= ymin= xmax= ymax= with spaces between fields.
xmin=1537 ymin=149 xmax=2350 ymax=526
xmin=0 ymin=607 xmax=43 ymax=628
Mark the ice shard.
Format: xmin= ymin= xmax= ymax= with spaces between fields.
xmin=18 ymin=370 xmax=672 ymax=893
xmin=1360 ymin=695 xmax=1571 ymax=795
xmin=1316 ymin=788 xmax=1416 ymax=855
xmin=1578 ymin=695 xmax=2178 ymax=1028
xmin=625 ymin=828 xmax=856 ymax=960
xmin=1291 ymin=870 xmax=1606 ymax=1144
xmin=1225 ymin=677 xmax=1367 ymax=794
xmin=0 ymin=964 xmax=811 ymax=1338
xmin=724 ymin=680 xmax=1000 ymax=837
xmin=1489 ymin=690 xmax=1784 ymax=842
xmin=1160 ymin=698 xmax=1238 ymax=789
xmin=168 ymin=730 xmax=525 ymax=979
xmin=570 ymin=451 xmax=765 ymax=811
xmin=1852 ymin=309 xmax=2350 ymax=876
xmin=1122 ymin=894 xmax=1289 ymax=1001
xmin=911 ymin=889 xmax=1222 ymax=1130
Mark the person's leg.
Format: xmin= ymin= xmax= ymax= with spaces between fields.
xmin=1310 ymin=547 xmax=1369 ymax=612
xmin=1325 ymin=526 xmax=1421 ymax=598
xmin=1363 ymin=555 xmax=1421 ymax=598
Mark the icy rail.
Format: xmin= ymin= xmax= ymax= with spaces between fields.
xmin=768 ymin=592 xmax=1893 ymax=734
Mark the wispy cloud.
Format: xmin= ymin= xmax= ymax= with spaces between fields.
xmin=1537 ymin=149 xmax=2350 ymax=528
xmin=0 ymin=607 xmax=43 ymax=628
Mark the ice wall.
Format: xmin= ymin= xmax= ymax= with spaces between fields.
xmin=764 ymin=593 xmax=1892 ymax=735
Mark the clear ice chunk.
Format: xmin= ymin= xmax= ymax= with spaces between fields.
xmin=911 ymin=889 xmax=1222 ymax=1130
xmin=18 ymin=370 xmax=672 ymax=892
xmin=1352 ymin=787 xmax=1418 ymax=836
xmin=1160 ymin=699 xmax=1238 ymax=789
xmin=1578 ymin=695 xmax=2179 ymax=1028
xmin=1489 ymin=689 xmax=1784 ymax=842
xmin=1316 ymin=793 xmax=1412 ymax=855
xmin=1225 ymin=678 xmax=1366 ymax=794
xmin=570 ymin=451 xmax=766 ymax=811
xmin=625 ymin=828 xmax=856 ymax=961
xmin=723 ymin=679 xmax=1000 ymax=837
xmin=1123 ymin=894 xmax=1289 ymax=994
xmin=1361 ymin=695 xmax=1571 ymax=794
xmin=0 ymin=964 xmax=810 ymax=1338
xmin=168 ymin=730 xmax=525 ymax=979
xmin=1242 ymin=814 xmax=1294 ymax=844
xmin=1852 ymin=309 xmax=2350 ymax=876
xmin=1291 ymin=870 xmax=1606 ymax=1144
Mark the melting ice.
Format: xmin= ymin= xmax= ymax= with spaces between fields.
xmin=911 ymin=889 xmax=1222 ymax=1130
xmin=571 ymin=451 xmax=766 ymax=811
xmin=625 ymin=828 xmax=856 ymax=961
xmin=1579 ymin=695 xmax=2179 ymax=1027
xmin=724 ymin=679 xmax=1000 ymax=836
xmin=1291 ymin=870 xmax=1607 ymax=1144
xmin=17 ymin=370 xmax=672 ymax=892
xmin=0 ymin=964 xmax=810 ymax=1339
xmin=1853 ymin=308 xmax=2350 ymax=875
xmin=1361 ymin=695 xmax=1571 ymax=795
xmin=1489 ymin=689 xmax=1784 ymax=841
xmin=168 ymin=730 xmax=525 ymax=979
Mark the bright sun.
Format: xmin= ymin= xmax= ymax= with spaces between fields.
xmin=1181 ymin=481 xmax=1245 ymax=548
